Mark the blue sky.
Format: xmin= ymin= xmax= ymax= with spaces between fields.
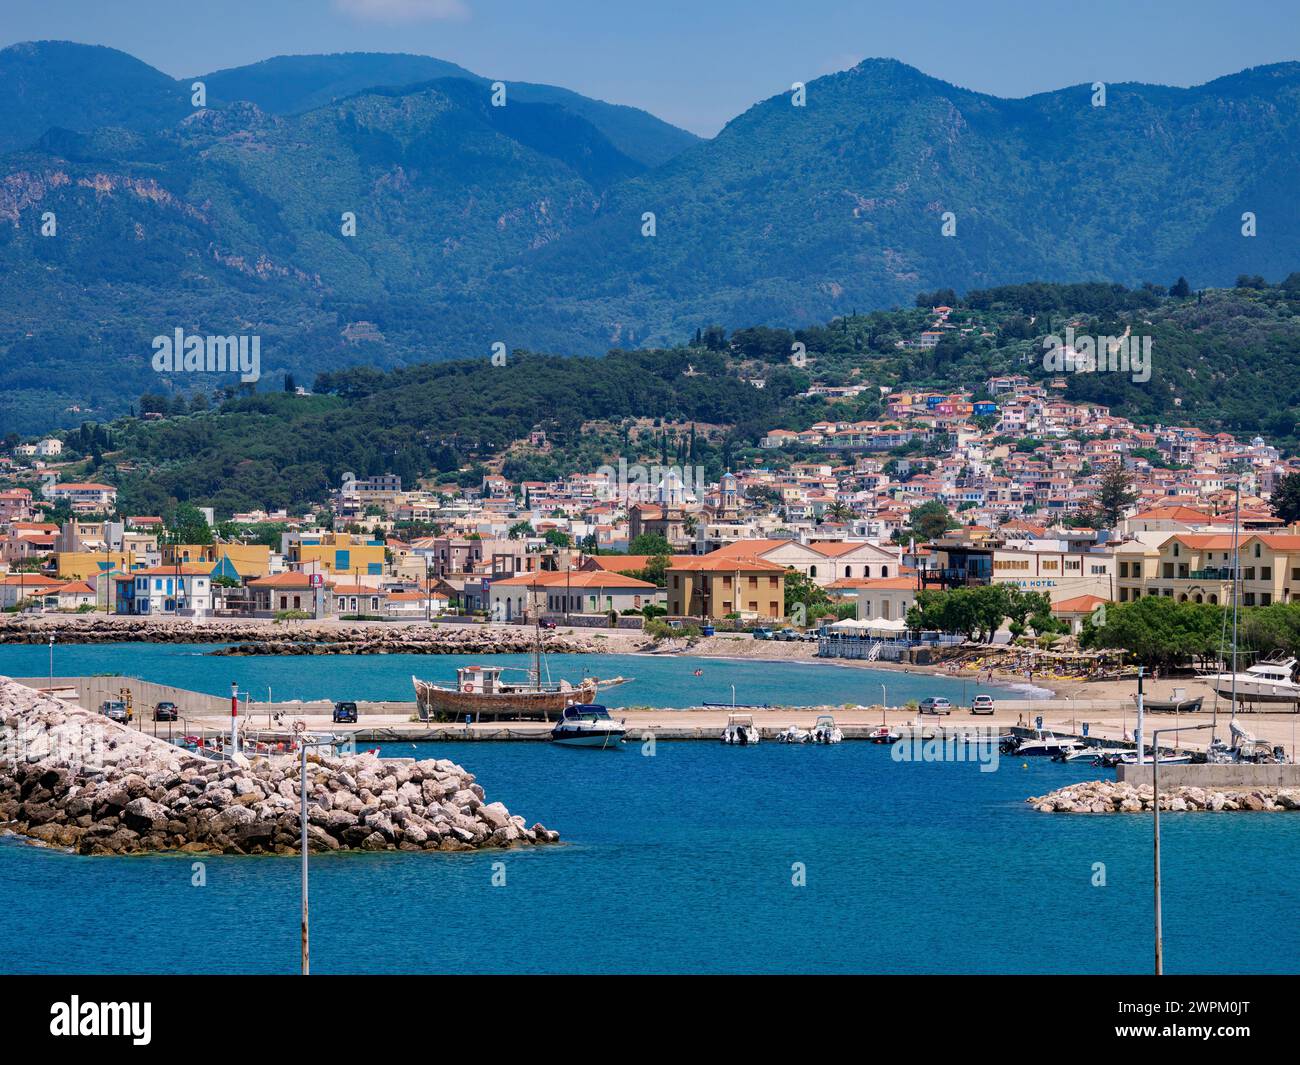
xmin=4 ymin=0 xmax=1298 ymax=135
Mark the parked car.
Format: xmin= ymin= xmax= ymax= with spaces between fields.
xmin=752 ymin=628 xmax=774 ymax=640
xmin=919 ymin=697 xmax=953 ymax=716
xmin=539 ymin=618 xmax=557 ymax=630
xmin=970 ymin=695 xmax=995 ymax=715
xmin=799 ymin=630 xmax=819 ymax=642
xmin=776 ymin=627 xmax=799 ymax=641
xmin=332 ymin=701 xmax=359 ymax=724
xmin=100 ymin=700 xmax=128 ymax=723
xmin=153 ymin=701 xmax=179 ymax=721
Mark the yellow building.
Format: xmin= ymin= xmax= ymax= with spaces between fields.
xmin=666 ymin=555 xmax=785 ymax=620
xmin=214 ymin=543 xmax=272 ymax=578
xmin=288 ymin=532 xmax=386 ymax=577
xmin=1114 ymin=534 xmax=1165 ymax=603
xmin=1141 ymin=533 xmax=1300 ymax=607
xmin=53 ymin=551 xmax=135 ymax=581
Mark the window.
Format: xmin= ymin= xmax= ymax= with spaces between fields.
xmin=1261 ymin=567 xmax=1272 ymax=581
xmin=1119 ymin=562 xmax=1130 ymax=578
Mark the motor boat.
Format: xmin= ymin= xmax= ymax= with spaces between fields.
xmin=550 ymin=704 xmax=626 ymax=748
xmin=1206 ymin=721 xmax=1291 ymax=764
xmin=1002 ymin=731 xmax=1084 ymax=758
xmin=721 ymin=714 xmax=760 ymax=745
xmin=1117 ymin=749 xmax=1193 ymax=765
xmin=775 ymin=724 xmax=811 ymax=744
xmin=868 ymin=724 xmax=900 ymax=744
xmin=1053 ymin=745 xmax=1127 ymax=763
xmin=810 ymin=715 xmax=843 ymax=744
xmin=1205 ymin=656 xmax=1300 ymax=704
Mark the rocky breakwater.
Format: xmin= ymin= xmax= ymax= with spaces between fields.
xmin=1029 ymin=779 xmax=1300 ymax=814
xmin=0 ymin=677 xmax=558 ymax=855
xmin=0 ymin=614 xmax=610 ymax=655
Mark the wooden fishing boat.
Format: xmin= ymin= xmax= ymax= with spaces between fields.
xmin=413 ymin=666 xmax=630 ymax=721
xmin=411 ymin=617 xmax=631 ymax=721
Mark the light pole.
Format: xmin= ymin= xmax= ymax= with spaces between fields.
xmin=1150 ymin=721 xmax=1215 ymax=975
xmin=294 ymin=721 xmax=337 ymax=976
xmin=229 ymin=680 xmax=240 ymax=756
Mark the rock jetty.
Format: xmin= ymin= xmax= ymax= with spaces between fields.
xmin=0 ymin=677 xmax=558 ymax=855
xmin=1029 ymin=778 xmax=1300 ymax=813
xmin=0 ymin=615 xmax=611 ymax=655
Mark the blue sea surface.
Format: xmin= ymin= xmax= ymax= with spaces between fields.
xmin=0 ymin=642 xmax=1037 ymax=708
xmin=2 ymin=737 xmax=1298 ymax=974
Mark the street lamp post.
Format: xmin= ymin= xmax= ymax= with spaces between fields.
xmin=294 ymin=721 xmax=337 ymax=976
xmin=1150 ymin=721 xmax=1216 ymax=975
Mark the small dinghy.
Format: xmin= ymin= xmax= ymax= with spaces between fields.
xmin=775 ymin=724 xmax=811 ymax=744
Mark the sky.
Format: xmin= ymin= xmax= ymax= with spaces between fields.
xmin=3 ymin=0 xmax=1299 ymax=136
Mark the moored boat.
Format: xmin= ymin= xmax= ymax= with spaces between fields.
xmin=810 ymin=714 xmax=843 ymax=744
xmin=775 ymin=724 xmax=811 ymax=743
xmin=722 ymin=714 xmax=760 ymax=745
xmin=550 ymin=704 xmax=626 ymax=748
xmin=1002 ymin=731 xmax=1083 ymax=758
xmin=868 ymin=724 xmax=900 ymax=744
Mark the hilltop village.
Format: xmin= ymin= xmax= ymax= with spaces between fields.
xmin=4 ymin=358 xmax=1297 ymax=652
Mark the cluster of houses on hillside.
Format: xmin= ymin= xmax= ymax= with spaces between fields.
xmin=3 ymin=371 xmax=1300 ymax=630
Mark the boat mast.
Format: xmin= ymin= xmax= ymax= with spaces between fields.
xmin=1230 ymin=475 xmax=1240 ymax=728
xmin=533 ymin=579 xmax=543 ymax=690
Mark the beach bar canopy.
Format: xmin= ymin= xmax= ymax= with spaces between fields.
xmin=830 ymin=617 xmax=907 ymax=634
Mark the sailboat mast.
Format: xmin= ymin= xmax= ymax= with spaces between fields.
xmin=533 ymin=580 xmax=542 ymax=690
xmin=1230 ymin=476 xmax=1240 ymax=723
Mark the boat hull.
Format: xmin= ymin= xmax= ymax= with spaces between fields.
xmin=1210 ymin=681 xmax=1300 ymax=704
xmin=551 ymin=728 xmax=626 ymax=748
xmin=1144 ymin=696 xmax=1204 ymax=713
xmin=413 ymin=675 xmax=627 ymax=721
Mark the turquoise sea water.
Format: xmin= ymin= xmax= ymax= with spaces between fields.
xmin=0 ymin=642 xmax=1041 ymax=708
xmin=2 ymin=739 xmax=1298 ymax=974
xmin=1 ymin=645 xmax=1296 ymax=974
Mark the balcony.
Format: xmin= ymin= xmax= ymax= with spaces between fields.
xmin=1186 ymin=568 xmax=1236 ymax=581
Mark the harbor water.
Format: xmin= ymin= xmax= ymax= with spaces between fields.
xmin=2 ymin=734 xmax=1298 ymax=974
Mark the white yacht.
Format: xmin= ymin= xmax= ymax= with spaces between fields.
xmin=550 ymin=704 xmax=626 ymax=748
xmin=1207 ymin=657 xmax=1300 ymax=704
xmin=721 ymin=714 xmax=760 ymax=745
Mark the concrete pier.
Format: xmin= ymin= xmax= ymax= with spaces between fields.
xmin=1116 ymin=763 xmax=1300 ymax=787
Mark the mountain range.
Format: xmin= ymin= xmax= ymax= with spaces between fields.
xmin=1 ymin=40 xmax=1298 ymax=434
